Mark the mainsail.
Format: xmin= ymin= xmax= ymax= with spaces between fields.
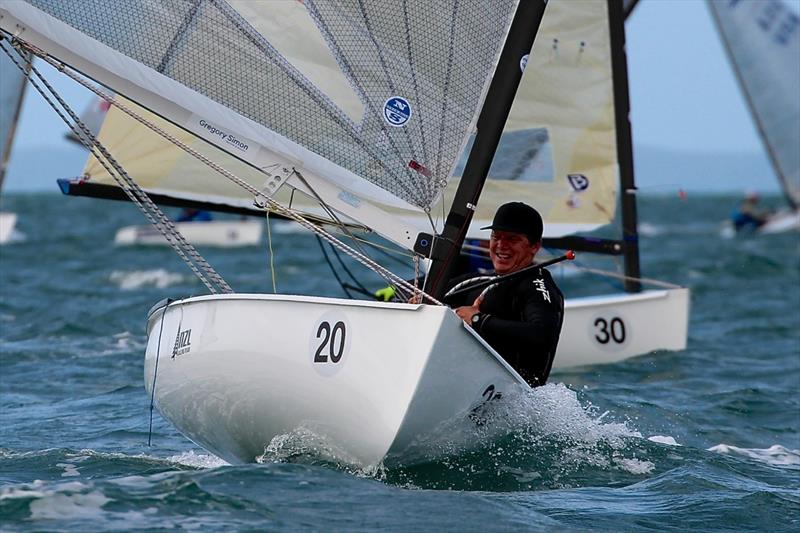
xmin=0 ymin=0 xmax=517 ymax=249
xmin=445 ymin=0 xmax=621 ymax=237
xmin=0 ymin=45 xmax=29 ymax=188
xmin=66 ymin=0 xmax=623 ymax=242
xmin=708 ymin=0 xmax=800 ymax=209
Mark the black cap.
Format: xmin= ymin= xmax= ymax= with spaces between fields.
xmin=481 ymin=202 xmax=543 ymax=243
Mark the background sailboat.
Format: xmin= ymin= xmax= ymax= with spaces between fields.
xmin=708 ymin=0 xmax=800 ymax=233
xmin=1 ymin=0 xmax=687 ymax=466
xmin=0 ymin=44 xmax=29 ymax=244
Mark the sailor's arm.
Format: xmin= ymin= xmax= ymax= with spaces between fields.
xmin=475 ymin=285 xmax=561 ymax=351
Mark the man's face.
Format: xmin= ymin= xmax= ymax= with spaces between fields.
xmin=489 ymin=230 xmax=540 ymax=275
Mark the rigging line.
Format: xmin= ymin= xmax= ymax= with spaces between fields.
xmin=213 ymin=0 xmax=424 ymax=208
xmin=148 ymin=300 xmax=172 ymax=446
xmin=433 ymin=0 xmax=460 ymax=187
xmin=345 ymin=235 xmax=413 ymax=268
xmin=25 ymin=44 xmax=440 ymax=306
xmin=328 ymin=240 xmax=371 ymax=295
xmin=572 ymin=265 xmax=683 ymax=290
xmin=352 ymin=0 xmax=426 ymax=198
xmin=20 ymin=57 xmax=227 ymax=294
xmin=401 ymin=0 xmax=430 ymax=171
xmin=290 ymin=169 xmax=393 ymax=285
xmin=305 ymin=0 xmax=427 ymax=207
xmin=0 ymin=41 xmax=229 ymax=294
xmin=315 ymin=234 xmax=354 ymax=299
xmin=265 ymin=210 xmax=277 ymax=293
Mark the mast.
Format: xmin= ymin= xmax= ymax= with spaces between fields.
xmin=623 ymin=0 xmax=641 ymax=19
xmin=608 ymin=0 xmax=641 ymax=293
xmin=423 ymin=0 xmax=548 ymax=300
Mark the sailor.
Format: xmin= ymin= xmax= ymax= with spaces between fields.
xmin=443 ymin=202 xmax=564 ymax=387
xmin=730 ymin=191 xmax=769 ymax=232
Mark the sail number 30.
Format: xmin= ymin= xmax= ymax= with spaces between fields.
xmin=594 ymin=317 xmax=626 ymax=344
xmin=314 ymin=321 xmax=346 ymax=363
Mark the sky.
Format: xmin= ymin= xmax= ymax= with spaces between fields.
xmin=3 ymin=0 xmax=796 ymax=193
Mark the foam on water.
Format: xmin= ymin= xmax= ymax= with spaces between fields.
xmin=648 ymin=435 xmax=681 ymax=446
xmin=109 ymin=269 xmax=186 ymax=290
xmin=708 ymin=444 xmax=800 ymax=467
xmin=166 ymin=450 xmax=228 ymax=469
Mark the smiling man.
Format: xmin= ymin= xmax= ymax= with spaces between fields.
xmin=443 ymin=202 xmax=564 ymax=387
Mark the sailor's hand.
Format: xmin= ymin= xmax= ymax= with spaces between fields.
xmin=473 ymin=294 xmax=484 ymax=308
xmin=455 ymin=304 xmax=480 ymax=325
xmin=407 ymin=293 xmax=423 ymax=304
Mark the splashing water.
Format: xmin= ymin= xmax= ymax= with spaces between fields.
xmin=109 ymin=269 xmax=185 ymax=290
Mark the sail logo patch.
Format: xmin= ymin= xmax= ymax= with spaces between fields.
xmin=173 ymin=328 xmax=192 ymax=358
xmin=383 ymin=96 xmax=412 ymax=127
xmin=567 ymin=173 xmax=590 ymax=191
xmin=520 ymin=54 xmax=529 ymax=73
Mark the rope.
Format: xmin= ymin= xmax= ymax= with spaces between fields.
xmin=316 ymin=235 xmax=354 ymax=298
xmin=0 ymin=40 xmax=232 ymax=294
xmin=572 ymin=265 xmax=683 ymax=290
xmin=19 ymin=41 xmax=442 ymax=305
xmin=265 ymin=210 xmax=277 ymax=293
xmin=148 ymin=299 xmax=172 ymax=446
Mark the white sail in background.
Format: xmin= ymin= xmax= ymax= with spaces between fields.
xmin=82 ymin=96 xmax=351 ymax=224
xmin=0 ymin=0 xmax=517 ymax=249
xmin=708 ymin=0 xmax=800 ymax=209
xmin=64 ymin=96 xmax=110 ymax=147
xmin=445 ymin=0 xmax=620 ymax=238
xmin=0 ymin=46 xmax=29 ymax=188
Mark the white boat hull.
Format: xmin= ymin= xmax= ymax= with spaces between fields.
xmin=759 ymin=209 xmax=800 ymax=234
xmin=0 ymin=212 xmax=17 ymax=244
xmin=145 ymin=294 xmax=524 ymax=467
xmin=554 ymin=288 xmax=690 ymax=369
xmin=116 ymin=220 xmax=262 ymax=247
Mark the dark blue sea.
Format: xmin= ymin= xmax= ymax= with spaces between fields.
xmin=1 ymin=192 xmax=798 ymax=531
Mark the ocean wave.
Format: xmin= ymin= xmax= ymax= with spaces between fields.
xmin=109 ymin=269 xmax=186 ymax=290
xmin=708 ymin=444 xmax=800 ymax=467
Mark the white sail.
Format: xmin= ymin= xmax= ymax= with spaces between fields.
xmin=0 ymin=45 xmax=29 ymax=188
xmin=0 ymin=0 xmax=518 ymax=249
xmin=0 ymin=43 xmax=28 ymax=244
xmin=708 ymin=0 xmax=800 ymax=209
xmin=72 ymin=0 xmax=620 ymax=241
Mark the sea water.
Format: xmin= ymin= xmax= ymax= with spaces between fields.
xmin=1 ymin=193 xmax=798 ymax=531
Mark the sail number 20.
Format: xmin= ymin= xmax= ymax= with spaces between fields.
xmin=594 ymin=317 xmax=626 ymax=344
xmin=314 ymin=321 xmax=346 ymax=363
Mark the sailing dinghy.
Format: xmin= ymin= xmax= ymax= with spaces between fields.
xmin=709 ymin=0 xmax=800 ymax=234
xmin=1 ymin=0 xmax=688 ymax=466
